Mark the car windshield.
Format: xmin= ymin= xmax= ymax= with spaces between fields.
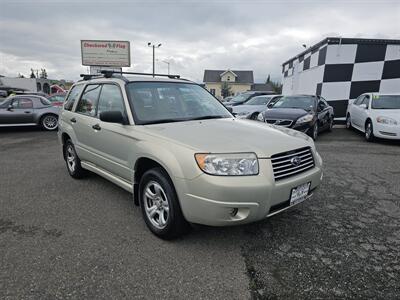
xmin=230 ymin=93 xmax=252 ymax=103
xmin=245 ymin=96 xmax=273 ymax=105
xmin=126 ymin=82 xmax=232 ymax=125
xmin=272 ymin=96 xmax=315 ymax=110
xmin=371 ymin=95 xmax=400 ymax=109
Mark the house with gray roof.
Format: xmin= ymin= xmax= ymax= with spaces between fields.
xmin=203 ymin=69 xmax=254 ymax=99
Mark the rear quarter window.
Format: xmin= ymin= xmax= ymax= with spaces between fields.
xmin=64 ymin=85 xmax=84 ymax=111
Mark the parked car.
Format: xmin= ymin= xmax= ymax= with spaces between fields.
xmin=47 ymin=92 xmax=67 ymax=107
xmin=0 ymin=95 xmax=59 ymax=130
xmin=225 ymin=91 xmax=276 ymax=107
xmin=232 ymin=95 xmax=282 ymax=119
xmin=58 ymin=72 xmax=323 ymax=239
xmin=257 ymin=95 xmax=334 ymax=140
xmin=346 ymin=93 xmax=400 ymax=141
xmin=221 ymin=96 xmax=233 ymax=103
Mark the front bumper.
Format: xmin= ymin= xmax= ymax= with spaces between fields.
xmin=373 ymin=122 xmax=400 ymax=140
xmin=174 ymin=158 xmax=323 ymax=226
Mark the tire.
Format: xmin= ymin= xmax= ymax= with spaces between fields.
xmin=64 ymin=140 xmax=87 ymax=178
xmin=328 ymin=117 xmax=334 ymax=132
xmin=346 ymin=114 xmax=352 ymax=129
xmin=365 ymin=120 xmax=375 ymax=142
xmin=308 ymin=122 xmax=318 ymax=140
xmin=41 ymin=114 xmax=58 ymax=131
xmin=250 ymin=113 xmax=258 ymax=120
xmin=139 ymin=167 xmax=190 ymax=239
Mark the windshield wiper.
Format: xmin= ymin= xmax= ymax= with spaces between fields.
xmin=187 ymin=115 xmax=228 ymax=121
xmin=141 ymin=118 xmax=187 ymax=125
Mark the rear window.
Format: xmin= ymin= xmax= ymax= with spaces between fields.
xmin=40 ymin=97 xmax=52 ymax=106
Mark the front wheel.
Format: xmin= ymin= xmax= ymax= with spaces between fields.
xmin=309 ymin=122 xmax=318 ymax=140
xmin=365 ymin=121 xmax=375 ymax=142
xmin=328 ymin=117 xmax=334 ymax=132
xmin=139 ymin=167 xmax=190 ymax=239
xmin=41 ymin=114 xmax=58 ymax=131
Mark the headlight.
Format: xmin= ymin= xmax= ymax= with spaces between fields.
xmin=296 ymin=114 xmax=314 ymax=125
xmin=257 ymin=113 xmax=265 ymax=122
xmin=195 ymin=153 xmax=259 ymax=176
xmin=376 ymin=116 xmax=398 ymax=125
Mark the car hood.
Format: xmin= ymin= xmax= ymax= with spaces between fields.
xmin=139 ymin=118 xmax=313 ymax=158
xmin=370 ymin=109 xmax=400 ymax=121
xmin=263 ymin=108 xmax=310 ymax=119
xmin=233 ymin=105 xmax=266 ymax=114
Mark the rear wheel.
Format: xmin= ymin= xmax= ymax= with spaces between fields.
xmin=139 ymin=167 xmax=190 ymax=239
xmin=346 ymin=114 xmax=352 ymax=129
xmin=64 ymin=140 xmax=86 ymax=178
xmin=365 ymin=120 xmax=375 ymax=142
xmin=250 ymin=113 xmax=258 ymax=120
xmin=41 ymin=114 xmax=58 ymax=131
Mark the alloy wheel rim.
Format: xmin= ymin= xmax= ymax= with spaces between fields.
xmin=143 ymin=181 xmax=169 ymax=229
xmin=346 ymin=117 xmax=351 ymax=128
xmin=66 ymin=145 xmax=76 ymax=172
xmin=366 ymin=124 xmax=371 ymax=138
xmin=43 ymin=115 xmax=58 ymax=130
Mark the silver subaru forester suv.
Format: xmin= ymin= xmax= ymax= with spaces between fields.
xmin=58 ymin=71 xmax=323 ymax=239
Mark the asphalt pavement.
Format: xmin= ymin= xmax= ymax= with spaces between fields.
xmin=0 ymin=126 xmax=399 ymax=299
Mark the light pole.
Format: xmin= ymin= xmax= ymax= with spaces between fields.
xmin=148 ymin=42 xmax=162 ymax=77
xmin=162 ymin=60 xmax=170 ymax=75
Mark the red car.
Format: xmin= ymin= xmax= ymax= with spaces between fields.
xmin=46 ymin=93 xmax=66 ymax=107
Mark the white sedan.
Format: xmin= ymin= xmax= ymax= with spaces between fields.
xmin=346 ymin=93 xmax=400 ymax=141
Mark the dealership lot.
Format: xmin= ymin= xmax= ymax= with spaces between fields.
xmin=0 ymin=128 xmax=399 ymax=299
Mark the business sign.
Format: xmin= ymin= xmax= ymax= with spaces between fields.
xmin=81 ymin=40 xmax=131 ymax=67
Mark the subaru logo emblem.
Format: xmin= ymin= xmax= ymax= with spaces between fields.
xmin=290 ymin=156 xmax=302 ymax=167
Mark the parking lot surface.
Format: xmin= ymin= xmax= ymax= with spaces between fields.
xmin=1 ymin=127 xmax=399 ymax=299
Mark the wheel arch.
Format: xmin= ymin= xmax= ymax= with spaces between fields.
xmin=133 ymin=157 xmax=174 ymax=206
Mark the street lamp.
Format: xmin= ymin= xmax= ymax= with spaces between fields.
xmin=148 ymin=42 xmax=162 ymax=77
xmin=162 ymin=60 xmax=171 ymax=75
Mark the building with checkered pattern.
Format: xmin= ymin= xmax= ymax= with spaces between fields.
xmin=281 ymin=37 xmax=400 ymax=119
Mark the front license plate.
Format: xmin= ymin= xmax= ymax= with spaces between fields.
xmin=290 ymin=182 xmax=311 ymax=206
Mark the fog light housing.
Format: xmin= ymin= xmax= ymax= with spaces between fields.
xmin=229 ymin=208 xmax=239 ymax=217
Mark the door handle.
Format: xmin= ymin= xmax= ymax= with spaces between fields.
xmin=70 ymin=118 xmax=76 ymax=123
xmin=92 ymin=124 xmax=101 ymax=131
xmin=24 ymin=111 xmax=31 ymax=114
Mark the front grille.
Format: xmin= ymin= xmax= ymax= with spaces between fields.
xmin=271 ymin=147 xmax=314 ymax=181
xmin=266 ymin=119 xmax=293 ymax=127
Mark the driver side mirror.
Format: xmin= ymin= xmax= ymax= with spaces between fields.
xmin=359 ymin=103 xmax=367 ymax=109
xmin=226 ymin=106 xmax=233 ymax=114
xmin=99 ymin=111 xmax=128 ymax=125
xmin=7 ymin=104 xmax=14 ymax=111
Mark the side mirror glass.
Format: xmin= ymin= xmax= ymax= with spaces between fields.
xmin=99 ymin=111 xmax=127 ymax=124
xmin=7 ymin=104 xmax=13 ymax=110
xmin=359 ymin=103 xmax=367 ymax=109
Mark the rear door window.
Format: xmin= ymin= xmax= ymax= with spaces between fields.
xmin=64 ymin=84 xmax=84 ymax=111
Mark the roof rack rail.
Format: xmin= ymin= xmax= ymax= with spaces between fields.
xmin=100 ymin=70 xmax=180 ymax=79
xmin=79 ymin=74 xmax=104 ymax=81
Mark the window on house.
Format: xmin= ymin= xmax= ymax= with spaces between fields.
xmin=227 ymin=76 xmax=230 ymax=81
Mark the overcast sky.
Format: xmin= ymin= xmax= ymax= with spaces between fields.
xmin=0 ymin=0 xmax=399 ymax=83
